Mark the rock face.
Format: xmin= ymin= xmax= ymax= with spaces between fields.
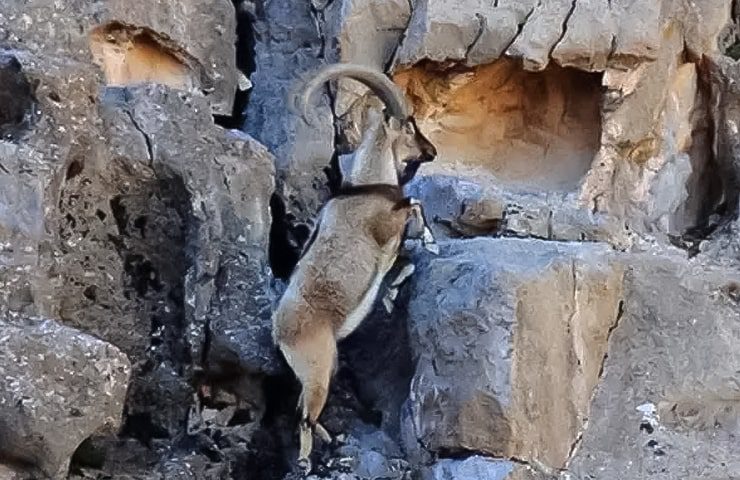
xmin=3 ymin=0 xmax=740 ymax=478
xmin=0 ymin=314 xmax=131 ymax=479
xmin=1 ymin=0 xmax=238 ymax=115
xmin=403 ymin=239 xmax=624 ymax=470
xmin=568 ymin=251 xmax=740 ymax=479
xmin=244 ymin=0 xmax=335 ymax=225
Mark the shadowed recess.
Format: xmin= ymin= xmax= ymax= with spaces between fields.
xmin=89 ymin=22 xmax=200 ymax=90
xmin=0 ymin=54 xmax=38 ymax=141
xmin=394 ymin=58 xmax=603 ymax=192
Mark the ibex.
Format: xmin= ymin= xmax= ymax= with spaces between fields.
xmin=274 ymin=64 xmax=437 ymax=472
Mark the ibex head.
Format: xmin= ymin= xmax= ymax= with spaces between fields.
xmin=292 ymin=63 xmax=436 ymax=187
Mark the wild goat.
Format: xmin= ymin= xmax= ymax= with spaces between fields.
xmin=273 ymin=63 xmax=438 ymax=472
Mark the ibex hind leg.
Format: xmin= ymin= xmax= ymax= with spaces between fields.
xmin=279 ymin=327 xmax=336 ymax=471
xmin=382 ymin=260 xmax=416 ymax=313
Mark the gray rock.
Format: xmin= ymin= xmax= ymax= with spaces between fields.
xmin=0 ymin=314 xmax=131 ymax=479
xmin=507 ymin=0 xmax=573 ymax=71
xmin=98 ymin=84 xmax=278 ymax=376
xmin=421 ymin=456 xmax=530 ymax=480
xmin=402 ymin=238 xmax=624 ymax=470
xmin=0 ymin=0 xmax=238 ymax=115
xmin=331 ymin=421 xmax=408 ymax=479
xmin=420 ymin=456 xmax=556 ymax=480
xmin=393 ymin=0 xmax=665 ymax=71
xmin=244 ymin=0 xmax=334 ymax=223
xmin=0 ymin=464 xmax=29 ymax=480
xmin=0 ymin=50 xmax=103 ymax=317
xmin=393 ymin=0 xmax=483 ymax=67
xmin=580 ymin=23 xmax=712 ymax=241
xmin=568 ymin=249 xmax=740 ymax=479
xmin=550 ymin=0 xmax=615 ymax=71
xmin=405 ymin=175 xmax=628 ymax=246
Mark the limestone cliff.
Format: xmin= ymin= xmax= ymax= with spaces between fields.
xmin=1 ymin=1 xmax=739 ymax=479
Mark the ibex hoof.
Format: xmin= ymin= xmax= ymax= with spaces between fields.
xmin=297 ymin=457 xmax=312 ymax=475
xmin=383 ymin=286 xmax=401 ymax=313
xmin=315 ymin=422 xmax=332 ymax=443
xmin=382 ymin=295 xmax=394 ymax=314
xmin=424 ymin=242 xmax=440 ymax=255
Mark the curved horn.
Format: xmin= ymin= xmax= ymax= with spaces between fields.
xmin=297 ymin=63 xmax=410 ymax=122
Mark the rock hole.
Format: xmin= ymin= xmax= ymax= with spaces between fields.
xmin=133 ymin=215 xmax=147 ymax=238
xmin=213 ymin=0 xmax=257 ymax=129
xmin=0 ymin=54 xmax=38 ymax=141
xmin=268 ymin=193 xmax=311 ymax=279
xmin=227 ymin=408 xmax=253 ymax=426
xmin=110 ymin=196 xmax=128 ymax=235
xmin=89 ymin=22 xmax=199 ymax=90
xmin=394 ymin=58 xmax=603 ymax=191
xmin=69 ymin=437 xmax=106 ymax=473
xmin=66 ymin=159 xmax=83 ymax=180
xmin=120 ymin=412 xmax=171 ymax=444
xmin=82 ymin=285 xmax=98 ymax=301
xmin=639 ymin=421 xmax=654 ymax=434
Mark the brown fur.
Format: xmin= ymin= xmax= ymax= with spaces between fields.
xmin=272 ymin=191 xmax=417 ymax=459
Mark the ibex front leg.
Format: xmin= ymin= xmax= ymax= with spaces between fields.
xmin=382 ymin=198 xmax=439 ymax=313
xmin=406 ymin=198 xmax=439 ymax=254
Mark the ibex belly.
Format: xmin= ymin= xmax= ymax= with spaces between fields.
xmin=336 ymin=251 xmax=398 ymax=340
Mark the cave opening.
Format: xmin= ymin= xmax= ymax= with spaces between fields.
xmin=393 ymin=58 xmax=604 ymax=192
xmin=89 ymin=22 xmax=198 ymax=90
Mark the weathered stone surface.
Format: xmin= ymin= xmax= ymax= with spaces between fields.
xmin=402 ymin=238 xmax=624 ymax=470
xmin=422 ymin=457 xmax=512 ymax=480
xmin=244 ymin=0 xmax=334 ymax=224
xmin=0 ymin=50 xmax=103 ymax=317
xmin=579 ymin=23 xmax=716 ymax=240
xmin=0 ymin=0 xmax=237 ymax=115
xmin=0 ymin=314 xmax=131 ymax=479
xmin=0 ymin=464 xmax=28 ymax=480
xmin=507 ymin=0 xmax=573 ymax=72
xmin=551 ymin=0 xmax=614 ymax=71
xmin=568 ymin=250 xmax=740 ymax=479
xmin=421 ymin=456 xmax=549 ymax=480
xmin=326 ymin=0 xmax=410 ymax=69
xmin=393 ymin=0 xmax=483 ymax=66
xmin=4 ymin=0 xmax=740 ymax=478
xmin=96 ymin=84 xmax=277 ymax=374
xmin=405 ymin=175 xmax=628 ymax=247
xmin=393 ymin=0 xmax=667 ymax=72
xmin=681 ymin=0 xmax=733 ymax=58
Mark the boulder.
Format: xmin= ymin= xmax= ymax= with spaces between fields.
xmin=0 ymin=0 xmax=238 ymax=115
xmin=0 ymin=314 xmax=131 ymax=479
xmin=402 ymin=238 xmax=624 ymax=470
xmin=95 ymin=84 xmax=278 ymax=375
